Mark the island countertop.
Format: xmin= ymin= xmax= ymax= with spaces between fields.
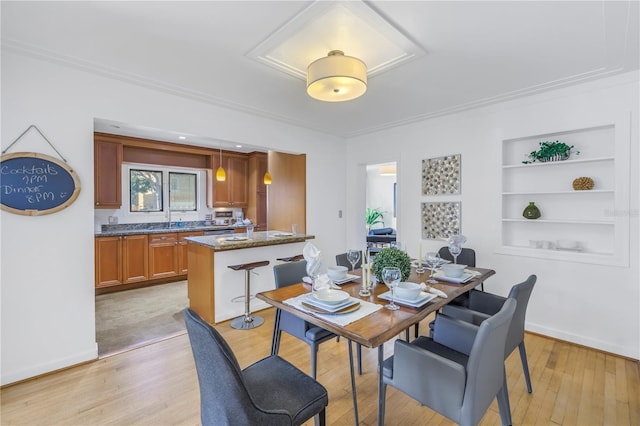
xmin=185 ymin=231 xmax=314 ymax=252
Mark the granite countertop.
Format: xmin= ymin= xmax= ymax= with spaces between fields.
xmin=185 ymin=231 xmax=314 ymax=251
xmin=95 ymin=221 xmax=250 ymax=237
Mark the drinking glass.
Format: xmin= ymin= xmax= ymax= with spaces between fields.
xmin=382 ymin=267 xmax=401 ymax=311
xmin=448 ymin=245 xmax=462 ymax=264
xmin=346 ymin=249 xmax=360 ymax=272
xmin=425 ymin=251 xmax=440 ymax=284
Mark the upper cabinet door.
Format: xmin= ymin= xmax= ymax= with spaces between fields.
xmin=94 ymin=138 xmax=122 ymax=208
xmin=210 ymin=152 xmax=248 ymax=208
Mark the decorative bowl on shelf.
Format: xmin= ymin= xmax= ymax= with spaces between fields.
xmin=572 ymin=176 xmax=594 ymax=190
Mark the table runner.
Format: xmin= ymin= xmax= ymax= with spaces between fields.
xmin=284 ymin=293 xmax=382 ymax=327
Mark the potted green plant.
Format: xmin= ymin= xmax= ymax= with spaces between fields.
xmin=366 ymin=207 xmax=385 ymax=230
xmin=522 ymin=140 xmax=578 ymax=164
xmin=372 ymin=247 xmax=412 ymax=282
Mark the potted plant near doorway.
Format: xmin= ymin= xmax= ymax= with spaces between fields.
xmin=366 ymin=207 xmax=385 ymax=232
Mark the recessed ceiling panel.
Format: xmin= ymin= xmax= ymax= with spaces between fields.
xmin=247 ymin=0 xmax=425 ymax=80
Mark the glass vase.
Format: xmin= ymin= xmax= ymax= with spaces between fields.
xmin=522 ymin=202 xmax=541 ymax=220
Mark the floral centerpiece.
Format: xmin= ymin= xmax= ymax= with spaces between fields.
xmin=372 ymin=247 xmax=412 ymax=282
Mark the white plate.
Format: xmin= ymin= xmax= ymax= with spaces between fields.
xmin=272 ymin=232 xmax=293 ymax=237
xmin=224 ymin=236 xmax=247 ymax=241
xmin=432 ymin=271 xmax=474 ymax=284
xmin=332 ymin=274 xmax=359 ymax=285
xmin=304 ymin=294 xmax=357 ymax=312
xmin=378 ymin=291 xmax=436 ymax=308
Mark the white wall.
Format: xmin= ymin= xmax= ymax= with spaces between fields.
xmin=0 ymin=50 xmax=347 ymax=385
xmin=346 ymin=72 xmax=640 ymax=359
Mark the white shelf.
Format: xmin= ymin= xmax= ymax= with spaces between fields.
xmin=502 ymin=218 xmax=614 ymax=225
xmin=500 ymin=120 xmax=629 ymax=266
xmin=502 ymin=189 xmax=613 ymax=195
xmin=502 ymin=156 xmax=614 ymax=169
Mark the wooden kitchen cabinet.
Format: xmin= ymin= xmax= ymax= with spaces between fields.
xmin=95 ymin=234 xmax=148 ymax=288
xmin=208 ymin=152 xmax=248 ymax=208
xmin=247 ymin=152 xmax=268 ymax=230
xmin=148 ymin=233 xmax=180 ymax=279
xmin=94 ymin=138 xmax=123 ymax=208
xmin=178 ymin=231 xmax=203 ymax=274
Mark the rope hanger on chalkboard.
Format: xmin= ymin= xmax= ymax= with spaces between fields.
xmin=2 ymin=125 xmax=68 ymax=163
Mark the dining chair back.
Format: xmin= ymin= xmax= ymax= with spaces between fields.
xmin=438 ymin=246 xmax=476 ymax=266
xmin=442 ymin=274 xmax=537 ymax=393
xmin=335 ymin=252 xmax=362 ymax=270
xmin=271 ymin=260 xmax=337 ymax=379
xmin=184 ymin=308 xmax=328 ymax=426
xmin=380 ymin=298 xmax=517 ymax=425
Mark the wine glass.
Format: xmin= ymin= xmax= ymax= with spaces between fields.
xmin=382 ymin=267 xmax=401 ymax=311
xmin=425 ymin=251 xmax=440 ymax=284
xmin=448 ymin=245 xmax=462 ymax=264
xmin=346 ymin=249 xmax=360 ymax=272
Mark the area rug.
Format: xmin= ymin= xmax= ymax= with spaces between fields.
xmin=96 ymin=280 xmax=188 ymax=356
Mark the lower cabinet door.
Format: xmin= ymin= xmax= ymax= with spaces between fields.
xmin=149 ymin=233 xmax=179 ymax=279
xmin=122 ymin=234 xmax=149 ymax=283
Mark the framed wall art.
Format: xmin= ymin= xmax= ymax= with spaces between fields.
xmin=422 ymin=154 xmax=461 ymax=195
xmin=421 ymin=201 xmax=461 ymax=239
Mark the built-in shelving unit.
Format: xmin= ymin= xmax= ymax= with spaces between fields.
xmin=498 ymin=118 xmax=630 ymax=266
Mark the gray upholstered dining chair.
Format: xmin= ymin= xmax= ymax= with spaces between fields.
xmin=441 ymin=274 xmax=537 ymax=393
xmin=271 ymin=260 xmax=338 ymax=379
xmin=438 ymin=246 xmax=477 ymax=267
xmin=380 ymin=298 xmax=517 ymax=426
xmin=335 ymin=252 xmax=362 ymax=270
xmin=184 ymin=308 xmax=328 ymax=426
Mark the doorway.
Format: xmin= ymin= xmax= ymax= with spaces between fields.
xmin=365 ymin=162 xmax=397 ymax=253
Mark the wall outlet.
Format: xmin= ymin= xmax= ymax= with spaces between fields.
xmin=338 ymin=210 xmax=342 ymax=218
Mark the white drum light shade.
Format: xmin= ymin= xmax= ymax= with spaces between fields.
xmin=307 ymin=50 xmax=367 ymax=102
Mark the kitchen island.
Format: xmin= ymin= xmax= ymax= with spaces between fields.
xmin=186 ymin=231 xmax=314 ymax=324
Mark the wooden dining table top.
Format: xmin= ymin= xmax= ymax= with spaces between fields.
xmin=256 ymin=267 xmax=495 ymax=349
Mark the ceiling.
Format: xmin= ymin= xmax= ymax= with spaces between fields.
xmin=2 ymin=1 xmax=638 ymax=144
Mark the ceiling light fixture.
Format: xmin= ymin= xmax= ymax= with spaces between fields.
xmin=379 ymin=164 xmax=396 ymax=176
xmin=306 ymin=50 xmax=367 ymax=102
xmin=216 ymin=144 xmax=226 ymax=182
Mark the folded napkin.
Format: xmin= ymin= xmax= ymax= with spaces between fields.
xmin=303 ymin=242 xmax=331 ymax=290
xmin=447 ymin=234 xmax=467 ymax=249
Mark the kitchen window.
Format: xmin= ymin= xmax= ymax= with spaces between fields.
xmin=169 ymin=172 xmax=197 ymax=211
xmin=130 ymin=169 xmax=163 ymax=212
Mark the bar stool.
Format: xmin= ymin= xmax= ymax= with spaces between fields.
xmin=228 ymin=260 xmax=270 ymax=330
xmin=276 ymin=254 xmax=304 ymax=262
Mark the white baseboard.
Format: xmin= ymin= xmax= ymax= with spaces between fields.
xmin=1 ymin=345 xmax=98 ymax=386
xmin=526 ymin=322 xmax=639 ymax=360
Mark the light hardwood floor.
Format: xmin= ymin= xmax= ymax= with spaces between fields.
xmin=2 ymin=308 xmax=638 ymax=425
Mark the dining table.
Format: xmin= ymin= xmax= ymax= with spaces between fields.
xmin=256 ymin=265 xmax=496 ymax=426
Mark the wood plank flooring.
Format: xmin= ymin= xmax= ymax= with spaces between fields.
xmin=2 ymin=308 xmax=638 ymax=425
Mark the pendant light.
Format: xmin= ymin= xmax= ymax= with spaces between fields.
xmin=216 ymin=144 xmax=226 ymax=182
xmin=263 ymin=171 xmax=272 ymax=185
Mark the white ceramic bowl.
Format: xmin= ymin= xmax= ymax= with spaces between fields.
xmin=394 ymin=282 xmax=422 ymax=300
xmin=327 ymin=265 xmax=348 ymax=281
xmin=441 ymin=264 xmax=467 ymax=278
xmin=313 ymin=289 xmax=349 ymax=305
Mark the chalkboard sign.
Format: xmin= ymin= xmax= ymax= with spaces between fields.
xmin=1 ymin=152 xmax=81 ymax=216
